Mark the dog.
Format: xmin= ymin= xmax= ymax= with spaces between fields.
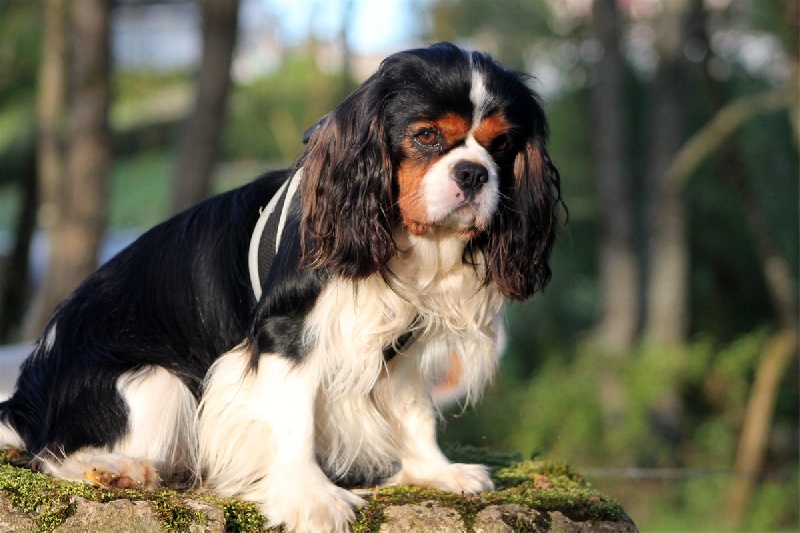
xmin=0 ymin=42 xmax=562 ymax=532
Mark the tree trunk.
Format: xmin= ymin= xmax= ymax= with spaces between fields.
xmin=590 ymin=0 xmax=639 ymax=353
xmin=21 ymin=0 xmax=67 ymax=340
xmin=639 ymin=0 xmax=693 ymax=454
xmin=171 ymin=0 xmax=240 ymax=214
xmin=643 ymin=0 xmax=691 ymax=345
xmin=23 ymin=0 xmax=112 ymax=339
xmin=0 ymin=150 xmax=37 ymax=343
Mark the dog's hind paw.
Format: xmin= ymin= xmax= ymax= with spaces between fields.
xmin=37 ymin=450 xmax=162 ymax=490
xmin=82 ymin=455 xmax=161 ymax=490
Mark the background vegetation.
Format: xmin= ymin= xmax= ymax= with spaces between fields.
xmin=0 ymin=0 xmax=797 ymax=531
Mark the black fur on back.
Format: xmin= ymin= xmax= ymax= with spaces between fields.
xmin=0 ymin=170 xmax=291 ymax=455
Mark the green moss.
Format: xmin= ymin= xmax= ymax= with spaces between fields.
xmin=492 ymin=460 xmax=625 ymax=523
xmin=197 ymin=494 xmax=266 ymax=532
xmin=2 ymin=448 xmax=626 ymax=532
xmin=0 ymin=449 xmax=263 ymax=532
xmin=349 ymin=459 xmax=627 ymax=532
xmin=0 ymin=461 xmax=205 ymax=532
xmin=350 ymin=485 xmax=488 ymax=532
xmin=1 ymin=462 xmax=96 ymax=531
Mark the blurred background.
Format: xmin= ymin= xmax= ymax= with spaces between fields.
xmin=0 ymin=0 xmax=797 ymax=530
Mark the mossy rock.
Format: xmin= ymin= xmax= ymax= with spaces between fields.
xmin=0 ymin=446 xmax=637 ymax=532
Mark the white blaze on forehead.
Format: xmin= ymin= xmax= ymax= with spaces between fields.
xmin=469 ymin=62 xmax=490 ymax=124
xmin=415 ymin=54 xmax=502 ymax=229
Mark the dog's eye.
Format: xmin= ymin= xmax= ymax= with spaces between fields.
xmin=491 ymin=134 xmax=510 ymax=153
xmin=414 ymin=129 xmax=440 ymax=148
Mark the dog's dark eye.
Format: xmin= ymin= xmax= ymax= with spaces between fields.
xmin=491 ymin=134 xmax=510 ymax=153
xmin=414 ymin=129 xmax=440 ymax=148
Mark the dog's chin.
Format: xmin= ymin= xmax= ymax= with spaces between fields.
xmin=407 ymin=205 xmax=491 ymax=239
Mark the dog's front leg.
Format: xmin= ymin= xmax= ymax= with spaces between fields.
xmin=383 ymin=368 xmax=494 ymax=494
xmin=199 ymin=348 xmax=364 ymax=533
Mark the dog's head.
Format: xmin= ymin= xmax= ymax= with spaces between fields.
xmin=300 ymin=42 xmax=563 ymax=300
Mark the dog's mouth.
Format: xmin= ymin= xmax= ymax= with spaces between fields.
xmin=405 ymin=202 xmax=491 ymax=238
xmin=441 ymin=201 xmax=482 ymax=227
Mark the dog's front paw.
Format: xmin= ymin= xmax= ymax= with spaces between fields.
xmin=265 ymin=478 xmax=365 ymax=533
xmin=433 ymin=462 xmax=494 ymax=493
xmin=386 ymin=462 xmax=494 ymax=494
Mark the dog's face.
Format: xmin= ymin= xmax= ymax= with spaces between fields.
xmin=392 ymin=97 xmax=505 ymax=238
xmin=301 ymin=42 xmax=562 ymax=300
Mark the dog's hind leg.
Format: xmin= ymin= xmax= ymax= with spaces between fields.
xmin=38 ymin=365 xmax=198 ymax=490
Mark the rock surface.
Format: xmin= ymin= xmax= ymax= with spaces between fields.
xmin=0 ymin=494 xmax=639 ymax=533
xmin=0 ymin=449 xmax=638 ymax=532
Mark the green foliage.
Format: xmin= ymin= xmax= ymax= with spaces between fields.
xmin=225 ymin=52 xmax=346 ymax=165
xmin=0 ymin=1 xmax=40 ymax=108
xmin=745 ymin=475 xmax=800 ymax=532
xmin=108 ymin=151 xmax=174 ymax=229
xmin=441 ymin=442 xmax=522 ymax=468
xmin=426 ymin=0 xmax=554 ymax=69
xmin=440 ymin=330 xmax=799 ymax=530
xmin=443 ymin=331 xmax=775 ymax=464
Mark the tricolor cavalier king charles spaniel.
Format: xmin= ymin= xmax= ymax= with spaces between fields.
xmin=0 ymin=43 xmax=561 ymax=532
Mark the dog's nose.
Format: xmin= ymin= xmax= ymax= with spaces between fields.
xmin=453 ymin=161 xmax=489 ymax=195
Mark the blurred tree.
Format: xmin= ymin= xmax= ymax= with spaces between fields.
xmin=712 ymin=1 xmax=799 ymax=524
xmin=427 ymin=0 xmax=551 ymax=69
xmin=0 ymin=2 xmax=40 ymax=112
xmin=0 ymin=148 xmax=36 ymax=343
xmin=643 ymin=0 xmax=692 ymax=345
xmin=0 ymin=2 xmax=41 ymax=342
xmin=171 ymin=0 xmax=240 ymax=213
xmin=587 ymin=0 xmax=643 ymax=459
xmin=23 ymin=0 xmax=112 ymax=339
xmin=337 ymin=0 xmax=357 ymax=102
xmin=590 ymin=0 xmax=639 ymax=352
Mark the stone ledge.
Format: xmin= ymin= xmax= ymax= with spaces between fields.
xmin=0 ymin=448 xmax=638 ymax=532
xmin=376 ymin=501 xmax=637 ymax=533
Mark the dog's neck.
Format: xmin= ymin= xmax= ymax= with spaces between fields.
xmin=390 ymin=228 xmax=482 ymax=294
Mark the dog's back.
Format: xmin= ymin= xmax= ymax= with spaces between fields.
xmin=0 ymin=169 xmax=291 ymax=468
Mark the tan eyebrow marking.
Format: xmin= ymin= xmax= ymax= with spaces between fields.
xmin=472 ymin=111 xmax=511 ymax=147
xmin=408 ymin=113 xmax=471 ymax=148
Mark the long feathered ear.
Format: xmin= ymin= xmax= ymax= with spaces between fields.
xmin=299 ymin=83 xmax=396 ymax=279
xmin=486 ymin=135 xmax=563 ymax=301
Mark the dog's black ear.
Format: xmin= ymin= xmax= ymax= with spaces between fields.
xmin=302 ymin=114 xmax=329 ymax=145
xmin=299 ymin=81 xmax=396 ymax=279
xmin=486 ymin=134 xmax=563 ymax=301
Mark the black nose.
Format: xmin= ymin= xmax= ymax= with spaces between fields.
xmin=453 ymin=161 xmax=489 ymax=194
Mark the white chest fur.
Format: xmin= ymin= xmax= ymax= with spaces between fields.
xmin=305 ymin=231 xmax=505 ymax=480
